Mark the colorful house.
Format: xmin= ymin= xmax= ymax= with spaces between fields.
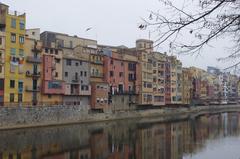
xmin=136 ymin=39 xmax=154 ymax=106
xmin=41 ymin=47 xmax=65 ymax=105
xmin=24 ymin=29 xmax=42 ymax=105
xmin=152 ymin=52 xmax=167 ymax=106
xmin=0 ymin=31 xmax=5 ymax=106
xmin=62 ymin=47 xmax=91 ymax=109
xmin=0 ymin=3 xmax=26 ymax=106
xmin=102 ymin=47 xmax=139 ymax=111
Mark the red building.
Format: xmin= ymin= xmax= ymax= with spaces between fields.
xmin=41 ymin=48 xmax=65 ymax=104
xmin=102 ymin=49 xmax=139 ymax=111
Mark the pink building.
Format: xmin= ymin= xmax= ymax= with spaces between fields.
xmin=102 ymin=49 xmax=139 ymax=110
xmin=103 ymin=51 xmax=138 ymax=94
xmin=42 ymin=49 xmax=65 ymax=102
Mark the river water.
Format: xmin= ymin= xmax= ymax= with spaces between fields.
xmin=0 ymin=112 xmax=240 ymax=159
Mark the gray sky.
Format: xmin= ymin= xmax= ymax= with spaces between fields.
xmin=2 ymin=0 xmax=231 ymax=70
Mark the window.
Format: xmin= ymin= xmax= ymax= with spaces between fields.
xmin=0 ymin=37 xmax=2 ymax=45
xmin=19 ymin=49 xmax=24 ymax=57
xmin=11 ymin=33 xmax=16 ymax=43
xmin=55 ymin=58 xmax=60 ymax=63
xmin=65 ymin=72 xmax=68 ymax=77
xmin=10 ymin=80 xmax=15 ymax=88
xmin=119 ymin=72 xmax=123 ymax=77
xmin=110 ymin=60 xmax=113 ymax=64
xmin=121 ymin=62 xmax=124 ymax=66
xmin=0 ymin=79 xmax=3 ymax=90
xmin=79 ymin=61 xmax=82 ymax=65
xmin=55 ymin=50 xmax=58 ymax=55
xmin=10 ymin=48 xmax=16 ymax=55
xmin=75 ymin=62 xmax=79 ymax=66
xmin=11 ymin=18 xmax=16 ymax=28
xmin=110 ymin=71 xmax=114 ymax=77
xmin=19 ymin=20 xmax=25 ymax=30
xmin=48 ymin=94 xmax=52 ymax=99
xmin=84 ymin=71 xmax=87 ymax=77
xmin=19 ymin=36 xmax=24 ymax=44
xmin=45 ymin=48 xmax=48 ymax=53
xmin=55 ymin=72 xmax=58 ymax=77
xmin=18 ymin=94 xmax=23 ymax=102
xmin=10 ymin=94 xmax=14 ymax=102
xmin=80 ymin=71 xmax=83 ymax=76
xmin=66 ymin=59 xmax=71 ymax=66
xmin=50 ymin=49 xmax=53 ymax=54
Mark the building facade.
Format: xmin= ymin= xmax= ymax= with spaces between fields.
xmin=0 ymin=3 xmax=26 ymax=105
xmin=0 ymin=31 xmax=5 ymax=106
xmin=152 ymin=52 xmax=166 ymax=106
xmin=168 ymin=56 xmax=182 ymax=105
xmin=41 ymin=47 xmax=65 ymax=105
xmin=182 ymin=68 xmax=192 ymax=105
xmin=40 ymin=31 xmax=97 ymax=49
xmin=102 ymin=48 xmax=139 ymax=111
xmin=63 ymin=50 xmax=91 ymax=109
xmin=136 ymin=39 xmax=154 ymax=105
xmin=24 ymin=31 xmax=42 ymax=105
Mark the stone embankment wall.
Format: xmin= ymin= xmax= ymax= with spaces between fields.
xmin=0 ymin=105 xmax=240 ymax=130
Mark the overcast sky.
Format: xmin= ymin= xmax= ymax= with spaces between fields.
xmin=2 ymin=0 xmax=232 ymax=70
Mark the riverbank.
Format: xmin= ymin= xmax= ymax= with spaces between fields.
xmin=0 ymin=105 xmax=240 ymax=130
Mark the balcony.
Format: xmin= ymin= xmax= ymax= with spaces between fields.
xmin=79 ymin=89 xmax=91 ymax=96
xmin=91 ymin=72 xmax=104 ymax=78
xmin=43 ymin=81 xmax=65 ymax=95
xmin=72 ymin=76 xmax=80 ymax=83
xmin=92 ymin=60 xmax=103 ymax=65
xmin=70 ymin=90 xmax=80 ymax=96
xmin=25 ymin=86 xmax=41 ymax=92
xmin=114 ymin=90 xmax=138 ymax=95
xmin=26 ymin=71 xmax=41 ymax=78
xmin=128 ymin=77 xmax=137 ymax=81
xmin=26 ymin=56 xmax=42 ymax=63
xmin=32 ymin=41 xmax=42 ymax=53
xmin=79 ymin=85 xmax=91 ymax=96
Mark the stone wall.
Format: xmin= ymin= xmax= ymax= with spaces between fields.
xmin=0 ymin=104 xmax=239 ymax=130
xmin=0 ymin=105 xmax=90 ymax=128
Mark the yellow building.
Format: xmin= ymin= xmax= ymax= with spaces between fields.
xmin=87 ymin=47 xmax=104 ymax=82
xmin=136 ymin=39 xmax=154 ymax=105
xmin=169 ymin=56 xmax=182 ymax=104
xmin=182 ymin=68 xmax=192 ymax=105
xmin=24 ymin=29 xmax=42 ymax=105
xmin=0 ymin=3 xmax=26 ymax=106
xmin=152 ymin=52 xmax=166 ymax=106
xmin=0 ymin=31 xmax=5 ymax=105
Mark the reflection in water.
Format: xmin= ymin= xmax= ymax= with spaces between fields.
xmin=0 ymin=113 xmax=240 ymax=159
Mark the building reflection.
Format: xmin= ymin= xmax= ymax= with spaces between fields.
xmin=0 ymin=113 xmax=240 ymax=159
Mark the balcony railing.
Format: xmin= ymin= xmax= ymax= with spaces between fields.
xmin=91 ymin=72 xmax=103 ymax=78
xmin=26 ymin=56 xmax=42 ymax=63
xmin=26 ymin=71 xmax=41 ymax=78
xmin=93 ymin=60 xmax=103 ymax=65
xmin=25 ymin=86 xmax=41 ymax=92
xmin=79 ymin=89 xmax=91 ymax=96
xmin=113 ymin=90 xmax=138 ymax=95
xmin=72 ymin=77 xmax=80 ymax=83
